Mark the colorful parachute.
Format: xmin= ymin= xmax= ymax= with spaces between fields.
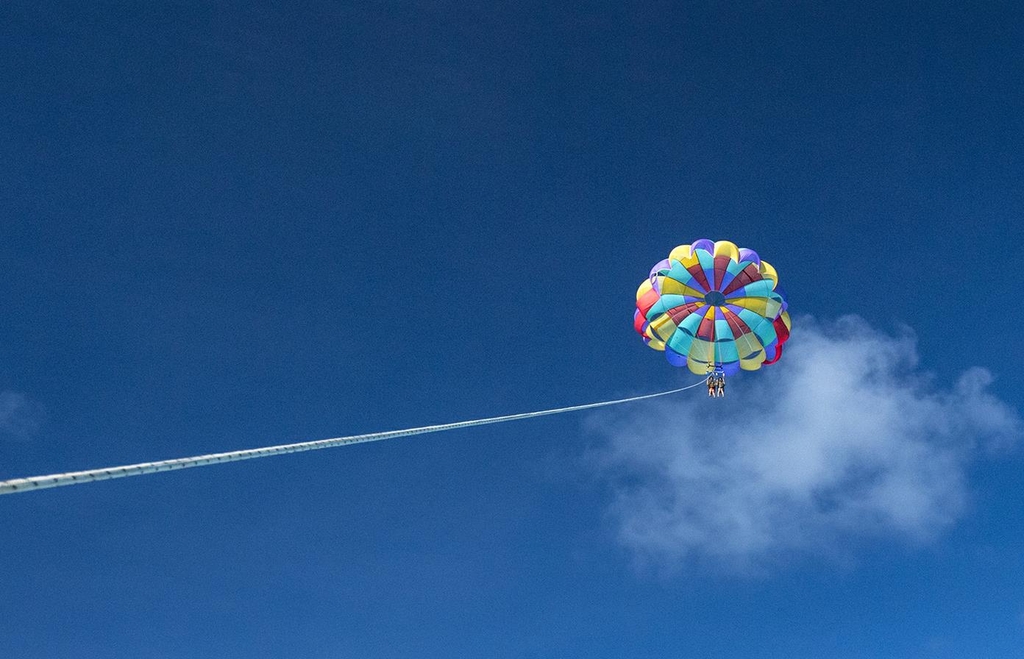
xmin=634 ymin=239 xmax=791 ymax=376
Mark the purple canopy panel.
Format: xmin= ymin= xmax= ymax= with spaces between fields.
xmin=691 ymin=238 xmax=715 ymax=255
xmin=737 ymin=247 xmax=760 ymax=266
xmin=649 ymin=258 xmax=671 ymax=280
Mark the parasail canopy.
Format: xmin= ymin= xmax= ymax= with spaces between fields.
xmin=634 ymin=239 xmax=791 ymax=375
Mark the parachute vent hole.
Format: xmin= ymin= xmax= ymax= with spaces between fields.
xmin=703 ymin=291 xmax=726 ymax=306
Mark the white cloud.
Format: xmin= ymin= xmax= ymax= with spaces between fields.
xmin=0 ymin=391 xmax=43 ymax=441
xmin=590 ymin=316 xmax=1021 ymax=571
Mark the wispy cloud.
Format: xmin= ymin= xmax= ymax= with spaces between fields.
xmin=590 ymin=316 xmax=1021 ymax=571
xmin=0 ymin=391 xmax=44 ymax=441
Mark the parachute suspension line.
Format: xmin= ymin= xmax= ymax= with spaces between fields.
xmin=0 ymin=381 xmax=708 ymax=496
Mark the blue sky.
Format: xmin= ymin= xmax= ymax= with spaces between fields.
xmin=2 ymin=1 xmax=1023 ymax=657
